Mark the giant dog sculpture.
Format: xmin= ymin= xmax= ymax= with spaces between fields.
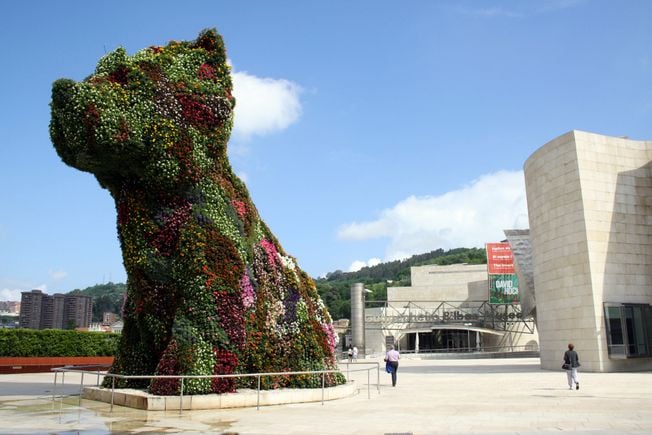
xmin=50 ymin=29 xmax=342 ymax=394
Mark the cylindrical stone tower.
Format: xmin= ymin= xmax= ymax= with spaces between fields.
xmin=350 ymin=283 xmax=365 ymax=357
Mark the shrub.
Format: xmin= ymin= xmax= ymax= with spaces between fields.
xmin=0 ymin=329 xmax=119 ymax=357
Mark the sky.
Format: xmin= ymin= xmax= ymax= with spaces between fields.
xmin=1 ymin=0 xmax=651 ymax=301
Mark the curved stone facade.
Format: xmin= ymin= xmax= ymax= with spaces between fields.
xmin=524 ymin=130 xmax=652 ymax=371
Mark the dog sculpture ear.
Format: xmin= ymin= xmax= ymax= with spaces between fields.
xmin=193 ymin=28 xmax=227 ymax=62
xmin=94 ymin=46 xmax=130 ymax=83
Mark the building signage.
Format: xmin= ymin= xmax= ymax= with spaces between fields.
xmin=486 ymin=242 xmax=519 ymax=304
xmin=489 ymin=274 xmax=519 ymax=304
xmin=365 ymin=307 xmax=523 ymax=324
xmin=486 ymin=242 xmax=515 ymax=274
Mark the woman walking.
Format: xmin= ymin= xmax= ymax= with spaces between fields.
xmin=563 ymin=343 xmax=580 ymax=390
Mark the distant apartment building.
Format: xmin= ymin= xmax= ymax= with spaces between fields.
xmin=64 ymin=294 xmax=93 ymax=329
xmin=102 ymin=312 xmax=117 ymax=326
xmin=19 ymin=290 xmax=92 ymax=329
xmin=0 ymin=301 xmax=21 ymax=314
xmin=18 ymin=290 xmax=44 ymax=329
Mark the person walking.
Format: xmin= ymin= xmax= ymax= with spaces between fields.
xmin=563 ymin=343 xmax=581 ymax=390
xmin=352 ymin=346 xmax=358 ymax=362
xmin=385 ymin=345 xmax=400 ymax=387
xmin=347 ymin=346 xmax=353 ymax=363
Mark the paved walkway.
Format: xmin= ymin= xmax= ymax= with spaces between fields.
xmin=1 ymin=357 xmax=651 ymax=434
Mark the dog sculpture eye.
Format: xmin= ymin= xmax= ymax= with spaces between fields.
xmin=50 ymin=28 xmax=344 ymax=395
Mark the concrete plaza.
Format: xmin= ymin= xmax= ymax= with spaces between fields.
xmin=1 ymin=357 xmax=651 ymax=434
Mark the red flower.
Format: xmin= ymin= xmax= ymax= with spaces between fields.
xmin=197 ymin=63 xmax=216 ymax=80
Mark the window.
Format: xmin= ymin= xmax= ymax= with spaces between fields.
xmin=604 ymin=303 xmax=652 ymax=358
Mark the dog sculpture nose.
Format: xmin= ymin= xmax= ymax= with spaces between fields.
xmin=50 ymin=78 xmax=81 ymax=167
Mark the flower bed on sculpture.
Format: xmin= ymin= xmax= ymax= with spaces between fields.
xmin=50 ymin=28 xmax=344 ymax=395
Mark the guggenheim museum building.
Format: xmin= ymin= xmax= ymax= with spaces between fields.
xmin=356 ymin=130 xmax=652 ymax=373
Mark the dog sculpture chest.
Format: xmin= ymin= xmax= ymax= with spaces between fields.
xmin=50 ymin=29 xmax=340 ymax=394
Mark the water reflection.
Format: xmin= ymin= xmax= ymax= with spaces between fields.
xmin=1 ymin=395 xmax=236 ymax=434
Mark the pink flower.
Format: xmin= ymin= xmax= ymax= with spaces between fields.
xmin=260 ymin=239 xmax=279 ymax=268
xmin=232 ymin=200 xmax=246 ymax=219
xmin=321 ymin=323 xmax=337 ymax=353
xmin=240 ymin=274 xmax=255 ymax=309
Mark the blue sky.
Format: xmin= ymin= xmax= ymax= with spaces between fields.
xmin=1 ymin=0 xmax=651 ymax=300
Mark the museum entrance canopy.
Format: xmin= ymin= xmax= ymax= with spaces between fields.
xmin=363 ymin=300 xmax=536 ymax=354
xmin=365 ymin=300 xmax=535 ymax=333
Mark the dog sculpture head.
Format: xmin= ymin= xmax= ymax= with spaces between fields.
xmin=50 ymin=29 xmax=233 ymax=190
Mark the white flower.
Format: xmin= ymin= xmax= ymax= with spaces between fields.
xmin=278 ymin=254 xmax=296 ymax=270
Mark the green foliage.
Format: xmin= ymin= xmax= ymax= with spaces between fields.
xmin=0 ymin=329 xmax=119 ymax=357
xmin=418 ymin=247 xmax=486 ymax=266
xmin=315 ymin=248 xmax=486 ymax=319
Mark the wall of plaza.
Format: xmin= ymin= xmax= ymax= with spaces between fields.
xmin=363 ymin=264 xmax=539 ymax=356
xmin=524 ymin=130 xmax=652 ymax=372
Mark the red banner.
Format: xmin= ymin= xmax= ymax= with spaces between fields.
xmin=486 ymin=242 xmax=515 ymax=274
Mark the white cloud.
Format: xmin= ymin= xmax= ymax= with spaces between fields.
xmin=338 ymin=170 xmax=528 ymax=261
xmin=1 ymin=284 xmax=47 ymax=302
xmin=231 ymin=69 xmax=302 ymax=140
xmin=348 ymin=257 xmax=382 ymax=273
xmin=50 ymin=270 xmax=67 ymax=282
xmin=452 ymin=0 xmax=582 ymax=18
xmin=0 ymin=289 xmax=23 ymax=301
xmin=457 ymin=6 xmax=522 ymax=18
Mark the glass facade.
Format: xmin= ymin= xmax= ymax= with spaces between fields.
xmin=406 ymin=329 xmax=478 ymax=352
xmin=604 ymin=303 xmax=652 ymax=358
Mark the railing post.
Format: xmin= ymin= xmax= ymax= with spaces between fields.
xmin=366 ymin=368 xmax=370 ymax=399
xmin=179 ymin=378 xmax=184 ymax=414
xmin=321 ymin=371 xmax=325 ymax=405
xmin=79 ymin=371 xmax=85 ymax=405
xmin=110 ymin=376 xmax=115 ymax=412
xmin=52 ymin=371 xmax=58 ymax=402
xmin=256 ymin=375 xmax=261 ymax=410
xmin=377 ymin=362 xmax=380 ymax=394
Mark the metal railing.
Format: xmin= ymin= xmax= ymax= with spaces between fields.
xmin=52 ymin=363 xmax=380 ymax=413
xmin=339 ymin=361 xmax=380 ymax=398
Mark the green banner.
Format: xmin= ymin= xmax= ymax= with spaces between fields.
xmin=489 ymin=274 xmax=519 ymax=304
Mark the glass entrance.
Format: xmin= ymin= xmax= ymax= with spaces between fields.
xmin=407 ymin=329 xmax=477 ymax=352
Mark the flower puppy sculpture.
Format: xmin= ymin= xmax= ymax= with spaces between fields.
xmin=50 ymin=29 xmax=342 ymax=395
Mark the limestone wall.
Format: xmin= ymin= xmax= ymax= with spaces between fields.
xmin=389 ymin=264 xmax=488 ymax=304
xmin=524 ymin=130 xmax=652 ymax=371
